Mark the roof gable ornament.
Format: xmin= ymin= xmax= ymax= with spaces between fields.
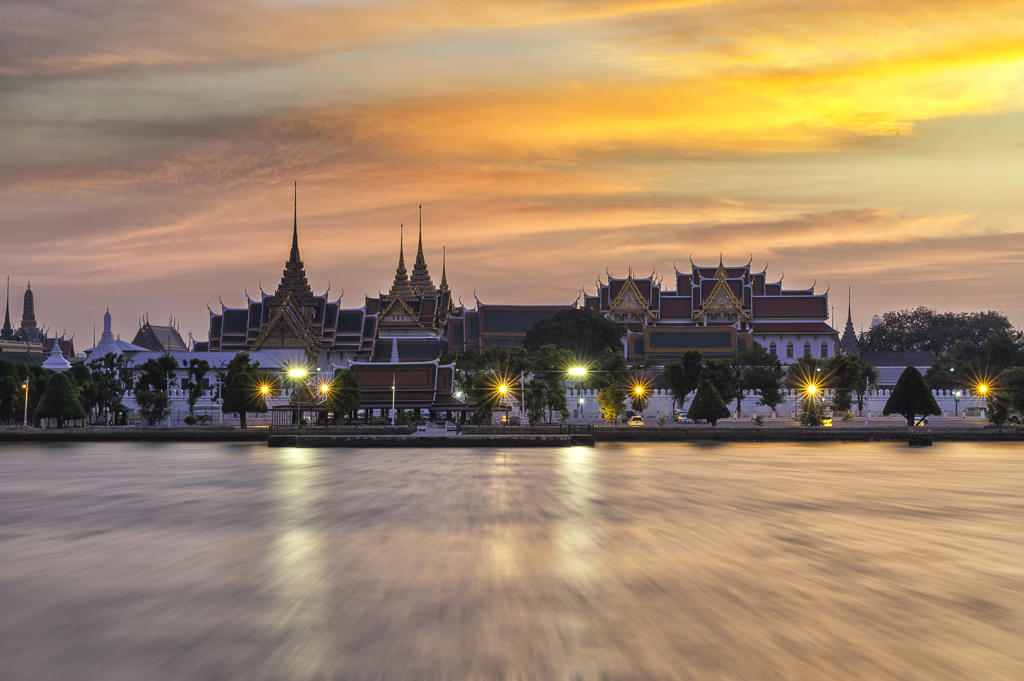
xmin=608 ymin=274 xmax=656 ymax=321
xmin=694 ymin=262 xmax=749 ymax=324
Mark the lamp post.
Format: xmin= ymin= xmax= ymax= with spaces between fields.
xmin=22 ymin=380 xmax=29 ymax=427
xmin=287 ymin=366 xmax=309 ymax=429
xmin=568 ymin=366 xmax=587 ymax=422
xmin=391 ymin=373 xmax=396 ymax=426
xmin=954 ymin=390 xmax=961 ymax=416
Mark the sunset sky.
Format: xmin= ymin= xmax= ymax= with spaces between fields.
xmin=2 ymin=0 xmax=1023 ymax=346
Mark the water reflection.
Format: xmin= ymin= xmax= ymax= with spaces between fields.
xmin=267 ymin=447 xmax=329 ymax=679
xmin=0 ymin=441 xmax=1022 ymax=681
xmin=556 ymin=446 xmax=599 ymax=582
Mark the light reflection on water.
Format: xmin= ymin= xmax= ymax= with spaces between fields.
xmin=0 ymin=440 xmax=1022 ymax=681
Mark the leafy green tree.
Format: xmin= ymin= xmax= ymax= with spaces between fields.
xmin=597 ymin=384 xmax=626 ymax=424
xmin=798 ymin=393 xmax=829 ymax=427
xmin=523 ymin=379 xmax=546 ymax=426
xmin=749 ymin=361 xmax=786 ymax=413
xmin=860 ymin=307 xmax=1022 ymax=355
xmin=826 ymin=354 xmax=867 ymax=412
xmin=529 ymin=344 xmax=572 ymax=422
xmin=182 ymin=359 xmax=211 ymax=422
xmin=727 ymin=346 xmax=782 ymax=415
xmin=663 ymin=350 xmax=702 ymax=411
xmin=687 ymin=380 xmax=730 ymax=426
xmin=523 ymin=308 xmax=625 ymax=358
xmin=985 ymin=394 xmax=1010 ymax=427
xmin=68 ymin=363 xmax=98 ymax=421
xmin=221 ymin=352 xmax=267 ymax=429
xmin=326 ymin=369 xmax=361 ymax=422
xmin=703 ymin=359 xmax=736 ymax=408
xmin=853 ymin=360 xmax=880 ymax=414
xmin=133 ymin=355 xmax=178 ymax=425
xmin=883 ymin=367 xmax=941 ymax=427
xmin=36 ymin=372 xmax=86 ymax=428
xmin=89 ymin=352 xmax=132 ymax=424
xmin=1002 ymin=367 xmax=1024 ymax=419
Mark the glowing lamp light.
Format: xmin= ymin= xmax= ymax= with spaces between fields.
xmin=260 ymin=384 xmax=270 ymax=395
xmin=568 ymin=366 xmax=588 ymax=377
xmin=806 ymin=384 xmax=818 ymax=395
xmin=287 ymin=367 xmax=309 ymax=379
xmin=498 ymin=384 xmax=508 ymax=394
xmin=977 ymin=384 xmax=988 ymax=395
xmin=634 ymin=385 xmax=645 ymax=396
xmin=320 ymin=384 xmax=331 ymax=394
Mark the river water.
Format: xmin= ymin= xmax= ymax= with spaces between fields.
xmin=1 ymin=441 xmax=1022 ymax=680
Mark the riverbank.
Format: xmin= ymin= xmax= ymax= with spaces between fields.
xmin=2 ymin=424 xmax=1022 ymax=445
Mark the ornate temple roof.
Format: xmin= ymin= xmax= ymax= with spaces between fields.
xmin=409 ymin=207 xmax=434 ymax=294
xmin=389 ymin=224 xmax=413 ymax=298
xmin=274 ymin=182 xmax=314 ymax=299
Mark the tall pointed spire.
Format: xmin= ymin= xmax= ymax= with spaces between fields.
xmin=275 ymin=181 xmax=313 ymax=298
xmin=390 ymin=224 xmax=412 ymax=297
xmin=290 ymin=180 xmax=299 ymax=264
xmin=1 ymin=276 xmax=13 ymax=340
xmin=840 ymin=285 xmax=858 ymax=356
xmin=410 ymin=203 xmax=434 ymax=293
xmin=439 ymin=245 xmax=449 ymax=292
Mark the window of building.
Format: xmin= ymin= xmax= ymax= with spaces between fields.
xmin=769 ymin=341 xmax=777 ymax=357
xmin=803 ymin=342 xmax=811 ymax=357
xmin=820 ymin=342 xmax=828 ymax=358
xmin=786 ymin=342 xmax=794 ymax=359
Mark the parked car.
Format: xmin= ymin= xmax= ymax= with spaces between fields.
xmin=913 ymin=415 xmax=929 ymax=427
xmin=673 ymin=411 xmax=694 ymax=424
xmin=821 ymin=415 xmax=833 ymax=428
xmin=627 ymin=415 xmax=645 ymax=427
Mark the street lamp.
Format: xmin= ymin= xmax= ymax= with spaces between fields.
xmin=390 ymin=373 xmax=396 ymax=426
xmin=954 ymin=390 xmax=961 ymax=416
xmin=568 ymin=366 xmax=587 ymax=377
xmin=22 ymin=380 xmax=29 ymax=427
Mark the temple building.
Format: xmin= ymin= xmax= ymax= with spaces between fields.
xmin=574 ymin=257 xmax=837 ymax=363
xmin=0 ymin=279 xmax=75 ymax=362
xmin=840 ymin=287 xmax=859 ymax=356
xmin=200 ymin=189 xmax=459 ymax=413
xmin=84 ymin=309 xmax=149 ymax=359
xmin=132 ymin=317 xmax=188 ymax=352
xmin=15 ymin=281 xmax=44 ymax=344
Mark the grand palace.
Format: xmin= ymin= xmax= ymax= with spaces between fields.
xmin=167 ymin=190 xmax=842 ymax=412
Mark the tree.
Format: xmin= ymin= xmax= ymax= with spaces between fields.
xmin=134 ymin=355 xmax=178 ymax=425
xmin=687 ymin=380 xmax=730 ymax=426
xmin=597 ymin=384 xmax=626 ymax=424
xmin=326 ymin=369 xmax=361 ymax=422
xmin=221 ymin=353 xmax=267 ymax=429
xmin=853 ymin=361 xmax=880 ymax=415
xmin=860 ymin=307 xmax=1022 ymax=355
xmin=663 ymin=351 xmax=702 ymax=411
xmin=1002 ymin=367 xmax=1024 ymax=419
xmin=703 ymin=359 xmax=736 ymax=407
xmin=826 ymin=354 xmax=866 ymax=412
xmin=798 ymin=393 xmax=829 ymax=427
xmin=883 ymin=367 xmax=941 ymax=427
xmin=0 ymin=375 xmax=19 ymax=424
xmin=523 ymin=308 xmax=625 ymax=358
xmin=749 ymin=361 xmax=786 ymax=413
xmin=529 ymin=344 xmax=572 ymax=423
xmin=727 ymin=346 xmax=782 ymax=415
xmin=986 ymin=394 xmax=1010 ymax=427
xmin=182 ymin=359 xmax=211 ymax=423
xmin=89 ymin=352 xmax=132 ymax=425
xmin=69 ymin=363 xmax=98 ymax=421
xmin=523 ymin=379 xmax=546 ymax=426
xmin=36 ymin=372 xmax=86 ymax=428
